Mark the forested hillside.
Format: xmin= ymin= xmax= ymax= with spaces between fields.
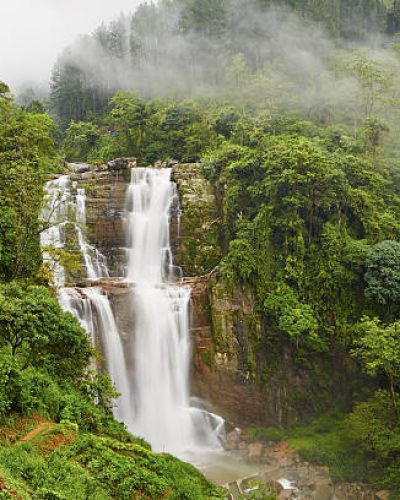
xmin=50 ymin=0 xmax=400 ymax=127
xmin=2 ymin=0 xmax=400 ymax=497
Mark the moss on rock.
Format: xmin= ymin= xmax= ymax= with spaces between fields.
xmin=172 ymin=163 xmax=222 ymax=276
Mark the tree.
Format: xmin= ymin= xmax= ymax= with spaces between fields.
xmin=0 ymin=82 xmax=10 ymax=95
xmin=110 ymin=91 xmax=146 ymax=157
xmin=264 ymin=283 xmax=321 ymax=350
xmin=225 ymin=53 xmax=251 ymax=92
xmin=364 ymin=240 xmax=400 ymax=308
xmin=62 ymin=121 xmax=101 ymax=162
xmin=362 ymin=116 xmax=389 ymax=160
xmin=354 ymin=317 xmax=400 ymax=413
xmin=179 ymin=0 xmax=228 ymax=37
xmin=0 ymin=91 xmax=56 ymax=281
xmin=0 ymin=283 xmax=92 ymax=377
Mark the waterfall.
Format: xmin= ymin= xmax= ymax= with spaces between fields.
xmin=58 ymin=287 xmax=95 ymax=340
xmin=42 ymin=168 xmax=224 ymax=463
xmin=41 ymin=176 xmax=71 ymax=287
xmin=41 ymin=176 xmax=109 ymax=284
xmin=124 ymin=168 xmax=224 ymax=455
xmin=75 ymin=187 xmax=109 ymax=280
xmin=83 ymin=287 xmax=133 ymax=425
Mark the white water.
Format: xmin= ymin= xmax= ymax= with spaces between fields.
xmin=75 ymin=187 xmax=109 ymax=280
xmin=41 ymin=176 xmax=71 ymax=287
xmin=83 ymin=287 xmax=133 ymax=424
xmin=41 ymin=177 xmax=108 ymax=284
xmin=124 ymin=167 xmax=224 ymax=455
xmin=58 ymin=287 xmax=95 ymax=341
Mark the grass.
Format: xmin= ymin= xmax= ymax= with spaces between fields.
xmin=0 ymin=420 xmax=227 ymax=499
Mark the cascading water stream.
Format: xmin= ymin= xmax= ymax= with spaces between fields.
xmin=41 ymin=177 xmax=109 ymax=283
xmin=124 ymin=168 xmax=224 ymax=456
xmin=42 ymin=176 xmax=131 ymax=424
xmin=75 ymin=187 xmax=109 ymax=280
xmin=83 ymin=287 xmax=133 ymax=425
xmin=41 ymin=176 xmax=71 ymax=287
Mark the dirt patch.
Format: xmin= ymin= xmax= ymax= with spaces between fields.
xmin=18 ymin=422 xmax=53 ymax=444
xmin=35 ymin=430 xmax=76 ymax=456
xmin=0 ymin=477 xmax=18 ymax=497
xmin=18 ymin=422 xmax=77 ymax=455
xmin=0 ymin=414 xmax=45 ymax=445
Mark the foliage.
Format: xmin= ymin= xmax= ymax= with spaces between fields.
xmin=0 ymin=424 xmax=225 ymax=499
xmin=346 ymin=390 xmax=400 ymax=492
xmin=353 ymin=317 xmax=400 ymax=412
xmin=264 ymin=284 xmax=321 ymax=350
xmin=0 ymin=283 xmax=92 ymax=370
xmin=248 ymin=412 xmax=370 ymax=484
xmin=0 ymin=91 xmax=56 ymax=281
xmin=62 ymin=121 xmax=101 ymax=162
xmin=364 ymin=240 xmax=400 ymax=308
xmin=49 ymin=0 xmax=397 ymax=126
xmin=239 ymin=482 xmax=277 ymax=499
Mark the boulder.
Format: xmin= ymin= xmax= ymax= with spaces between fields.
xmin=376 ymin=491 xmax=390 ymax=500
xmin=67 ymin=162 xmax=91 ymax=174
xmin=107 ymin=157 xmax=136 ymax=171
xmin=247 ymin=442 xmax=264 ymax=462
xmin=334 ymin=483 xmax=378 ymax=499
xmin=312 ymin=478 xmax=334 ymax=500
xmin=225 ymin=429 xmax=241 ymax=451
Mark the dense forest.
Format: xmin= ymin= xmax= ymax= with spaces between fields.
xmin=2 ymin=0 xmax=400 ymax=497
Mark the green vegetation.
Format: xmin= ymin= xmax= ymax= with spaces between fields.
xmin=49 ymin=0 xmax=400 ymax=128
xmin=3 ymin=0 xmax=400 ymax=496
xmin=0 ymin=88 xmax=56 ymax=281
xmin=0 ymin=423 xmax=221 ymax=499
xmin=248 ymin=403 xmax=400 ymax=491
xmin=0 ymin=413 xmax=225 ymax=499
xmin=42 ymin=25 xmax=400 ymax=492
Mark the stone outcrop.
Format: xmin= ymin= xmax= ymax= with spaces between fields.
xmin=66 ymin=161 xmax=132 ymax=276
xmin=224 ymin=441 xmax=378 ymax=500
xmin=172 ymin=163 xmax=221 ymax=276
xmin=107 ymin=157 xmax=136 ymax=171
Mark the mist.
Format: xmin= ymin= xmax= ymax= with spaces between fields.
xmin=51 ymin=0 xmax=397 ymax=127
xmin=0 ymin=0 xmax=144 ymax=93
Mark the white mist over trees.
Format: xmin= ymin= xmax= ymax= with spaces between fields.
xmin=50 ymin=0 xmax=399 ymax=128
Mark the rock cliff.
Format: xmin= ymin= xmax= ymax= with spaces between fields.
xmin=66 ymin=159 xmax=357 ymax=429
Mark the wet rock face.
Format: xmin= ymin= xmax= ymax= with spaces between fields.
xmin=66 ymin=162 xmax=131 ymax=276
xmin=107 ymin=157 xmax=136 ymax=172
xmin=187 ymin=271 xmax=308 ymax=427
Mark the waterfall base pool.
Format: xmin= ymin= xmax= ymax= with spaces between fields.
xmin=182 ymin=450 xmax=264 ymax=485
